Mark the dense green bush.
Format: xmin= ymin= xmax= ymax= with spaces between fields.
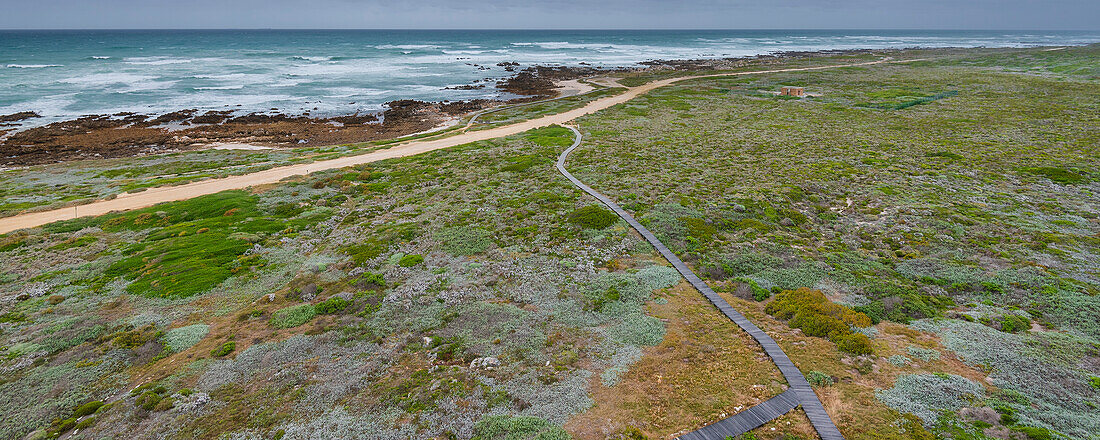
xmin=568 ymin=205 xmax=618 ymax=230
xmin=398 ymin=254 xmax=424 ymax=267
xmin=834 ymin=333 xmax=874 ymax=355
xmin=72 ymin=401 xmax=103 ymax=417
xmin=358 ymin=272 xmax=385 ymax=287
xmin=1013 ymin=426 xmax=1054 ymax=440
xmin=766 ymin=288 xmax=874 ymax=354
xmin=997 ymin=314 xmax=1031 ymax=333
xmin=211 ymin=341 xmax=235 ymax=357
xmin=315 ymin=297 xmax=350 ymax=315
xmin=270 ymin=304 xmax=317 ymax=329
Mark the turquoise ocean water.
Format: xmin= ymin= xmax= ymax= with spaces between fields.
xmin=1 ymin=30 xmax=1097 ymax=124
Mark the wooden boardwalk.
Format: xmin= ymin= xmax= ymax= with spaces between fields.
xmin=556 ymin=126 xmax=845 ymax=440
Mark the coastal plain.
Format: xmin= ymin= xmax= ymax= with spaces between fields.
xmin=0 ymin=44 xmax=1098 ymax=440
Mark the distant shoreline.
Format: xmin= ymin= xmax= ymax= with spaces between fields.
xmin=2 ymin=42 xmax=1096 ymax=166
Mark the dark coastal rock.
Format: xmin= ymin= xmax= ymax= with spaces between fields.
xmin=144 ymin=109 xmax=198 ymax=125
xmin=329 ymin=113 xmax=379 ymax=125
xmin=0 ymin=111 xmax=42 ymax=123
xmin=190 ymin=111 xmax=234 ymax=124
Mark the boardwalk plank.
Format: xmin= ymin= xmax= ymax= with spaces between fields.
xmin=556 ymin=126 xmax=846 ymax=440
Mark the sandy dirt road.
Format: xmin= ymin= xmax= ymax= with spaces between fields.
xmin=0 ymin=57 xmax=910 ymax=235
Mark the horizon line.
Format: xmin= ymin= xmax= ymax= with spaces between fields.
xmin=1 ymin=27 xmax=1097 ymax=32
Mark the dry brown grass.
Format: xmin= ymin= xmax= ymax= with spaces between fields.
xmin=567 ymin=273 xmax=785 ymax=439
xmin=713 ymin=290 xmax=991 ymax=440
xmin=744 ymin=408 xmax=820 ymax=440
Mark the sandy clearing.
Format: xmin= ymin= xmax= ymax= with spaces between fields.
xmin=554 ymin=79 xmax=597 ymax=97
xmin=0 ymin=57 xmax=912 ymax=235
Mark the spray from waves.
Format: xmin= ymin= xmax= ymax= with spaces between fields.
xmin=1 ymin=30 xmax=1097 ymax=121
xmin=7 ymin=64 xmax=63 ymax=69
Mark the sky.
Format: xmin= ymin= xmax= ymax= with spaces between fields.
xmin=0 ymin=0 xmax=1096 ymax=30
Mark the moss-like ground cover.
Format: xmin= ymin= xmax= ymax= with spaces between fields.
xmin=0 ymin=45 xmax=1097 ymax=440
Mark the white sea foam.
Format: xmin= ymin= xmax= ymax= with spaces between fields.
xmin=124 ymin=57 xmax=195 ymax=65
xmin=58 ymin=73 xmax=161 ymax=88
xmin=374 ymin=44 xmax=441 ymax=50
xmin=3 ymin=30 xmax=1096 ymax=122
xmin=194 ymin=85 xmax=245 ymax=90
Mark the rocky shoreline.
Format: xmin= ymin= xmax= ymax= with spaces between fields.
xmin=0 ymin=48 xmax=883 ymax=166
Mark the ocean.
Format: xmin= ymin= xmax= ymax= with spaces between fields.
xmin=2 ymin=29 xmax=1098 ymax=124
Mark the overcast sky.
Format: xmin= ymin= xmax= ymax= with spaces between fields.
xmin=0 ymin=0 xmax=1096 ymax=30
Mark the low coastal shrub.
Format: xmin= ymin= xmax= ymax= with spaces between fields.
xmin=73 ymin=400 xmax=104 ymax=417
xmin=500 ymin=154 xmax=550 ymax=173
xmin=472 ymin=415 xmax=570 ymax=440
xmin=888 ymin=355 xmax=910 ymax=367
xmin=437 ymin=226 xmax=492 ymax=255
xmin=834 ymin=333 xmax=874 ymax=355
xmin=270 ymin=304 xmax=317 ymax=329
xmin=95 ymin=191 xmax=323 ymax=299
xmin=907 ymin=346 xmax=941 ymax=362
xmin=996 ymin=314 xmax=1031 ymax=333
xmin=162 ymin=324 xmax=209 ymax=352
xmin=1023 ymin=166 xmax=1088 ymax=184
xmin=358 ymin=272 xmax=385 ymax=288
xmin=315 ymin=297 xmax=350 ymax=314
xmin=875 ymin=373 xmax=985 ymax=424
xmin=765 ymin=288 xmax=874 ymax=354
xmin=344 ymin=240 xmax=385 ymax=265
xmin=398 ymin=254 xmax=424 ymax=267
xmin=926 ymin=151 xmax=963 ymax=160
xmin=523 ymin=125 xmax=575 ymax=148
xmin=733 ymin=277 xmax=770 ymax=301
xmin=807 ymin=371 xmax=834 ymax=387
xmin=568 ymin=205 xmax=617 ymax=230
xmin=132 ymin=384 xmax=174 ymax=411
xmin=1013 ymin=426 xmax=1055 ymax=440
xmin=211 ymin=341 xmax=235 ymax=357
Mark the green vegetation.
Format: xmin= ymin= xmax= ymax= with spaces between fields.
xmin=270 ymin=304 xmax=317 ymax=329
xmin=856 ymin=89 xmax=958 ymax=110
xmin=89 ymin=191 xmax=329 ymax=299
xmin=162 ymin=324 xmax=209 ymax=352
xmin=568 ymin=205 xmax=618 ymax=229
xmin=473 ymin=86 xmax=626 ymax=127
xmin=397 ymin=254 xmax=424 ymax=267
xmin=211 ymin=341 xmax=236 ymax=357
xmin=1022 ymin=166 xmax=1089 ymax=184
xmin=806 ymin=371 xmax=835 ymax=387
xmin=437 ymin=226 xmax=493 ymax=255
xmin=1 ymin=45 xmax=1098 ymax=440
xmin=473 ymin=415 xmax=571 ymax=440
xmin=765 ymin=288 xmax=874 ymax=354
xmin=314 ymin=297 xmax=350 ymax=315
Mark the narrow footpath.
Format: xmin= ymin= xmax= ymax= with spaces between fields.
xmin=556 ymin=126 xmax=845 ymax=440
xmin=0 ymin=57 xmax=914 ymax=235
